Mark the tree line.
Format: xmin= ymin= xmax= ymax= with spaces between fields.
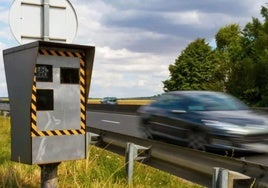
xmin=163 ymin=5 xmax=268 ymax=107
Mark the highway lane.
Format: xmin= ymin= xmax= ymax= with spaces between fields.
xmin=87 ymin=111 xmax=143 ymax=138
xmin=86 ymin=110 xmax=268 ymax=166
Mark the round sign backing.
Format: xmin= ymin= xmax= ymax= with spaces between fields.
xmin=9 ymin=0 xmax=78 ymax=44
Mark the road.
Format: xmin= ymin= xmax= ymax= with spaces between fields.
xmin=87 ymin=110 xmax=268 ymax=166
xmin=87 ymin=111 xmax=142 ymax=138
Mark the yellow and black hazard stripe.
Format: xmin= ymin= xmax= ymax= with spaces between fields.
xmin=30 ymin=48 xmax=87 ymax=137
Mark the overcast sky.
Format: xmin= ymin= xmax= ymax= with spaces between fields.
xmin=0 ymin=0 xmax=266 ymax=98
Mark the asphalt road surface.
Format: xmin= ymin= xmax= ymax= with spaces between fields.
xmin=87 ymin=111 xmax=142 ymax=137
xmin=86 ymin=110 xmax=268 ymax=166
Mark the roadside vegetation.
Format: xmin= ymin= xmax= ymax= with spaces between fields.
xmin=163 ymin=4 xmax=268 ymax=107
xmin=0 ymin=115 xmax=203 ymax=188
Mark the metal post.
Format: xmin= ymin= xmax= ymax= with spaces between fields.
xmin=40 ymin=163 xmax=60 ymax=188
xmin=212 ymin=167 xmax=252 ymax=188
xmin=212 ymin=167 xmax=228 ymax=188
xmin=125 ymin=142 xmax=150 ymax=185
xmin=87 ymin=132 xmax=100 ymax=145
xmin=126 ymin=143 xmax=135 ymax=184
xmin=43 ymin=0 xmax=50 ymax=41
xmin=212 ymin=167 xmax=219 ymax=188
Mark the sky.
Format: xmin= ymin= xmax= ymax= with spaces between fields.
xmin=0 ymin=0 xmax=267 ymax=98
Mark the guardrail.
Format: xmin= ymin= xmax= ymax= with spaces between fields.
xmin=0 ymin=102 xmax=10 ymax=116
xmin=0 ymin=103 xmax=10 ymax=111
xmin=87 ymin=127 xmax=268 ymax=188
xmin=2 ymin=102 xmax=268 ymax=114
xmin=87 ymin=104 xmax=140 ymax=114
xmin=0 ymin=102 xmax=140 ymax=114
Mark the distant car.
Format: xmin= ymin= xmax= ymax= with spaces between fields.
xmin=100 ymin=97 xmax=118 ymax=105
xmin=138 ymin=91 xmax=268 ymax=153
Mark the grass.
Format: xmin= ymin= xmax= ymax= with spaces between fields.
xmin=0 ymin=115 xmax=203 ymax=188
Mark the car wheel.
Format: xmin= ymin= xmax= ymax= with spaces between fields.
xmin=187 ymin=131 xmax=208 ymax=151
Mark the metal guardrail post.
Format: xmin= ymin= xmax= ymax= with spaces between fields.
xmin=125 ymin=142 xmax=151 ymax=184
xmin=0 ymin=111 xmax=10 ymax=117
xmin=212 ymin=167 xmax=252 ymax=188
xmin=212 ymin=167 xmax=228 ymax=188
xmin=88 ymin=132 xmax=100 ymax=145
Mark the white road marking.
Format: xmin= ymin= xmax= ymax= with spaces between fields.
xmin=101 ymin=119 xmax=120 ymax=124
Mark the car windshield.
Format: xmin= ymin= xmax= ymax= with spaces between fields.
xmin=153 ymin=92 xmax=249 ymax=111
xmin=182 ymin=92 xmax=249 ymax=111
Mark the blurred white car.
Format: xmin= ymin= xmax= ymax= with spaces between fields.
xmin=100 ymin=97 xmax=118 ymax=105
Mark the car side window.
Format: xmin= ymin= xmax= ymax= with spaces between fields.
xmin=152 ymin=94 xmax=186 ymax=110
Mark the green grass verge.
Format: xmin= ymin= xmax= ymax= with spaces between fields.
xmin=0 ymin=115 xmax=203 ymax=188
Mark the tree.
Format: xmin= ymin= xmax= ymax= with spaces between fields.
xmin=215 ymin=24 xmax=242 ymax=52
xmin=214 ymin=24 xmax=243 ymax=93
xmin=225 ymin=5 xmax=268 ymax=106
xmin=214 ymin=24 xmax=257 ymax=102
xmin=256 ymin=6 xmax=268 ymax=98
xmin=163 ymin=4 xmax=268 ymax=106
xmin=163 ymin=38 xmax=220 ymax=91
